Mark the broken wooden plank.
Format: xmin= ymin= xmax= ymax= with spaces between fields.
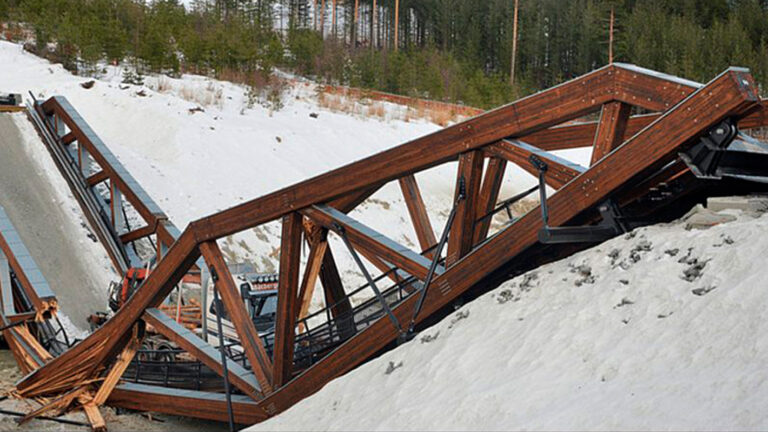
xmin=93 ymin=325 xmax=143 ymax=405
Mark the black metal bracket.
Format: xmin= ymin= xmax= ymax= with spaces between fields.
xmin=679 ymin=118 xmax=738 ymax=179
xmin=532 ymin=157 xmax=627 ymax=244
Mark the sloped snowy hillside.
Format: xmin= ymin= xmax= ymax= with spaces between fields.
xmin=0 ymin=40 xmax=590 ymax=317
xmin=252 ymin=204 xmax=768 ymax=431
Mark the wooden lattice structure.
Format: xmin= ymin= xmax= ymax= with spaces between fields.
xmin=3 ymin=63 xmax=768 ymax=429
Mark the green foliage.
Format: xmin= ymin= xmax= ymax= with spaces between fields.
xmin=6 ymin=0 xmax=768 ymax=108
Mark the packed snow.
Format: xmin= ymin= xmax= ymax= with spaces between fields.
xmin=252 ymin=205 xmax=768 ymax=431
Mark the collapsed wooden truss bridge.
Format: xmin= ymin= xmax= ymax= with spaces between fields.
xmin=2 ymin=63 xmax=768 ymax=430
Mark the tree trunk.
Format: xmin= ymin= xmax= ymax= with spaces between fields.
xmin=394 ymin=0 xmax=399 ymax=51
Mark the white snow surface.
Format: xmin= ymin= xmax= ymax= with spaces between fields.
xmin=0 ymin=40 xmax=590 ymax=316
xmin=252 ymin=210 xmax=768 ymax=431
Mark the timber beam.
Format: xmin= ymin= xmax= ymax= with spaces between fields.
xmin=200 ymin=241 xmax=274 ymax=394
xmin=486 ymin=139 xmax=586 ymax=189
xmin=302 ymin=205 xmax=439 ymax=281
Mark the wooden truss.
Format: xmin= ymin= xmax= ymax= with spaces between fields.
xmin=4 ymin=63 xmax=768 ymax=428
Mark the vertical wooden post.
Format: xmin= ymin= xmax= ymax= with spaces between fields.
xmin=273 ymin=213 xmax=302 ymax=388
xmin=447 ymin=151 xmax=484 ymax=266
xmin=200 ymin=241 xmax=274 ymax=394
xmin=591 ymin=102 xmax=631 ymax=165
xmin=398 ymin=175 xmax=437 ymax=256
xmin=394 ymin=0 xmax=400 ymax=51
xmin=473 ymin=156 xmax=507 ymax=245
xmin=510 ymin=0 xmax=519 ymax=86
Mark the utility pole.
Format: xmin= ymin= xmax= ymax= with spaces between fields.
xmin=394 ymin=0 xmax=400 ymax=51
xmin=510 ymin=0 xmax=519 ymax=86
xmin=609 ymin=6 xmax=615 ymax=63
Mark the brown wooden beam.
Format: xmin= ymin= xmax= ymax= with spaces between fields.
xmin=16 ymin=229 xmax=200 ymax=397
xmin=86 ymin=170 xmax=109 ymax=187
xmin=591 ymin=102 xmax=632 ymax=165
xmin=193 ymin=64 xmax=618 ymax=243
xmin=302 ymin=205 xmax=436 ymax=280
xmin=486 ymin=140 xmax=585 ymax=189
xmin=295 ymin=238 xmax=327 ymax=323
xmin=199 ymin=241 xmax=274 ymax=394
xmin=93 ymin=325 xmax=142 ymax=405
xmin=446 ymin=151 xmax=484 ymax=266
xmin=119 ymin=223 xmax=157 ymax=244
xmin=399 ymin=175 xmax=437 ymax=257
xmin=273 ymin=213 xmax=302 ymax=388
xmin=474 ymin=156 xmax=507 ymax=245
xmin=61 ymin=131 xmax=77 ymax=145
xmin=319 ymin=245 xmax=355 ymax=337
xmin=108 ymin=383 xmax=269 ymax=425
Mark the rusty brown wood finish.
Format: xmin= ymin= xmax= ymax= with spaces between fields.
xmin=398 ymin=175 xmax=437 ymax=255
xmin=192 ymin=65 xmax=617 ymax=243
xmin=485 ymin=140 xmax=581 ymax=189
xmin=295 ymin=238 xmax=328 ymax=322
xmin=273 ymin=213 xmax=303 ymax=388
xmin=108 ymin=385 xmax=270 ymax=424
xmin=199 ymin=240 xmax=274 ymax=394
xmin=591 ymin=102 xmax=632 ymax=165
xmin=446 ymin=151 xmax=484 ymax=266
xmin=302 ymin=206 xmax=432 ymax=280
xmin=16 ymin=229 xmax=200 ymax=397
xmin=85 ymin=170 xmax=109 ymax=187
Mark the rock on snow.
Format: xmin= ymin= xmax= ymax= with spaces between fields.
xmin=252 ymin=209 xmax=768 ymax=431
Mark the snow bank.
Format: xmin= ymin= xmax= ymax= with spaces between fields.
xmin=252 ymin=208 xmax=768 ymax=431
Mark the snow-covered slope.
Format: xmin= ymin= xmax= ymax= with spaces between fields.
xmin=0 ymin=40 xmax=590 ymax=315
xmin=252 ymin=206 xmax=768 ymax=431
